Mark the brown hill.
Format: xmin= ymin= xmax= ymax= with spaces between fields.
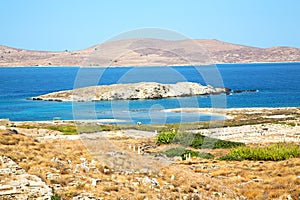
xmin=1 ymin=39 xmax=300 ymax=66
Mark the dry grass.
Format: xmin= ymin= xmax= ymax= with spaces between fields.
xmin=189 ymin=158 xmax=300 ymax=199
xmin=0 ymin=130 xmax=223 ymax=199
xmin=1 ymin=127 xmax=300 ymax=199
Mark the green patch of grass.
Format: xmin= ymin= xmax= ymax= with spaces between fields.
xmin=219 ymin=143 xmax=300 ymax=161
xmin=17 ymin=123 xmax=122 ymax=135
xmin=160 ymin=147 xmax=214 ymax=160
xmin=156 ymin=131 xmax=244 ymax=149
xmin=77 ymin=124 xmax=120 ymax=133
xmin=51 ymin=124 xmax=122 ymax=135
xmin=16 ymin=124 xmax=39 ymax=129
xmin=47 ymin=125 xmax=78 ymax=135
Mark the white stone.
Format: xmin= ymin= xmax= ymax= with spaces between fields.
xmin=91 ymin=178 xmax=100 ymax=187
xmin=137 ymin=146 xmax=142 ymax=154
xmin=170 ymin=175 xmax=175 ymax=180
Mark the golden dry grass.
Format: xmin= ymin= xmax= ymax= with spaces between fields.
xmin=1 ymin=129 xmax=300 ymax=199
xmin=189 ymin=158 xmax=300 ymax=199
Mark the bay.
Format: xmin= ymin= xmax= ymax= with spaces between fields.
xmin=0 ymin=63 xmax=299 ymax=124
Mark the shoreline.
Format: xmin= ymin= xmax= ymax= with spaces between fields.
xmin=4 ymin=107 xmax=299 ymax=124
xmin=162 ymin=106 xmax=299 ymax=113
xmin=0 ymin=61 xmax=300 ymax=68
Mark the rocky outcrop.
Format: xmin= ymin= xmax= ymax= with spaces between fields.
xmin=0 ymin=156 xmax=53 ymax=199
xmin=30 ymin=82 xmax=228 ymax=102
xmin=231 ymin=89 xmax=258 ymax=93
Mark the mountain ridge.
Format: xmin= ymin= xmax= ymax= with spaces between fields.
xmin=1 ymin=39 xmax=300 ymax=66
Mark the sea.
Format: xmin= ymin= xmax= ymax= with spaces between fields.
xmin=0 ymin=63 xmax=299 ymax=124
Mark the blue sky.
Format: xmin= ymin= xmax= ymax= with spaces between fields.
xmin=1 ymin=0 xmax=299 ymax=51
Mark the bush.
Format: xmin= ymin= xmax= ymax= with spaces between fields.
xmin=156 ymin=131 xmax=177 ymax=145
xmin=219 ymin=143 xmax=300 ymax=161
xmin=160 ymin=147 xmax=214 ymax=160
xmin=156 ymin=131 xmax=245 ymax=149
xmin=199 ymin=137 xmax=245 ymax=149
xmin=51 ymin=194 xmax=61 ymax=200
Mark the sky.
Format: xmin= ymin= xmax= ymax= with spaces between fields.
xmin=1 ymin=0 xmax=300 ymax=51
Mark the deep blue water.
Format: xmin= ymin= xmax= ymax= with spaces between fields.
xmin=0 ymin=63 xmax=299 ymax=124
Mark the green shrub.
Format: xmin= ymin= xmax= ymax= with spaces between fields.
xmin=219 ymin=143 xmax=300 ymax=161
xmin=195 ymin=151 xmax=214 ymax=159
xmin=156 ymin=131 xmax=177 ymax=145
xmin=200 ymin=137 xmax=245 ymax=149
xmin=160 ymin=147 xmax=186 ymax=157
xmin=173 ymin=132 xmax=196 ymax=146
xmin=51 ymin=194 xmax=61 ymax=200
xmin=156 ymin=131 xmax=244 ymax=149
xmin=160 ymin=147 xmax=214 ymax=160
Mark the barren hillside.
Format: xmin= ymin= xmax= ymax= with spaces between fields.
xmin=1 ymin=39 xmax=300 ymax=66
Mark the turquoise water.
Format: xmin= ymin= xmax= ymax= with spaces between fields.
xmin=0 ymin=63 xmax=299 ymax=123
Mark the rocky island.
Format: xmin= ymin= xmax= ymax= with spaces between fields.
xmin=30 ymin=82 xmax=229 ymax=102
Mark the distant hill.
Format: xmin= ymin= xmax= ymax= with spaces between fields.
xmin=1 ymin=39 xmax=300 ymax=66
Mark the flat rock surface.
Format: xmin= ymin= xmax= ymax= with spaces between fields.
xmin=0 ymin=156 xmax=53 ymax=199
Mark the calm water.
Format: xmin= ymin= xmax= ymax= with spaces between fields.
xmin=0 ymin=63 xmax=299 ymax=123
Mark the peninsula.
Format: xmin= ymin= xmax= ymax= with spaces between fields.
xmin=29 ymin=82 xmax=228 ymax=102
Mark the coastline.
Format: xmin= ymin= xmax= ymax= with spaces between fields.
xmin=5 ymin=107 xmax=299 ymax=124
xmin=162 ymin=106 xmax=300 ymax=113
xmin=0 ymin=61 xmax=300 ymax=68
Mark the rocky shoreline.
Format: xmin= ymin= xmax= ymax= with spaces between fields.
xmin=29 ymin=82 xmax=229 ymax=102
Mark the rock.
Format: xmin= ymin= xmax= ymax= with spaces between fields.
xmin=0 ymin=185 xmax=14 ymax=191
xmin=30 ymin=82 xmax=229 ymax=102
xmin=0 ymin=156 xmax=53 ymax=199
xmin=252 ymin=178 xmax=263 ymax=182
xmin=170 ymin=174 xmax=175 ymax=180
xmin=205 ymin=184 xmax=210 ymax=190
xmin=173 ymin=156 xmax=182 ymax=162
xmin=72 ymin=192 xmax=103 ymax=200
xmin=232 ymin=89 xmax=258 ymax=93
xmin=91 ymin=178 xmax=101 ymax=187
xmin=287 ymin=194 xmax=293 ymax=200
xmin=132 ymin=182 xmax=139 ymax=187
xmin=9 ymin=129 xmax=18 ymax=134
xmin=168 ymin=184 xmax=175 ymax=190
xmin=142 ymin=177 xmax=159 ymax=188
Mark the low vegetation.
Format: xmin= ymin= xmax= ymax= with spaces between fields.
xmin=156 ymin=130 xmax=245 ymax=149
xmin=15 ymin=123 xmax=121 ymax=135
xmin=219 ymin=143 xmax=300 ymax=161
xmin=47 ymin=125 xmax=78 ymax=135
xmin=159 ymin=147 xmax=214 ymax=160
